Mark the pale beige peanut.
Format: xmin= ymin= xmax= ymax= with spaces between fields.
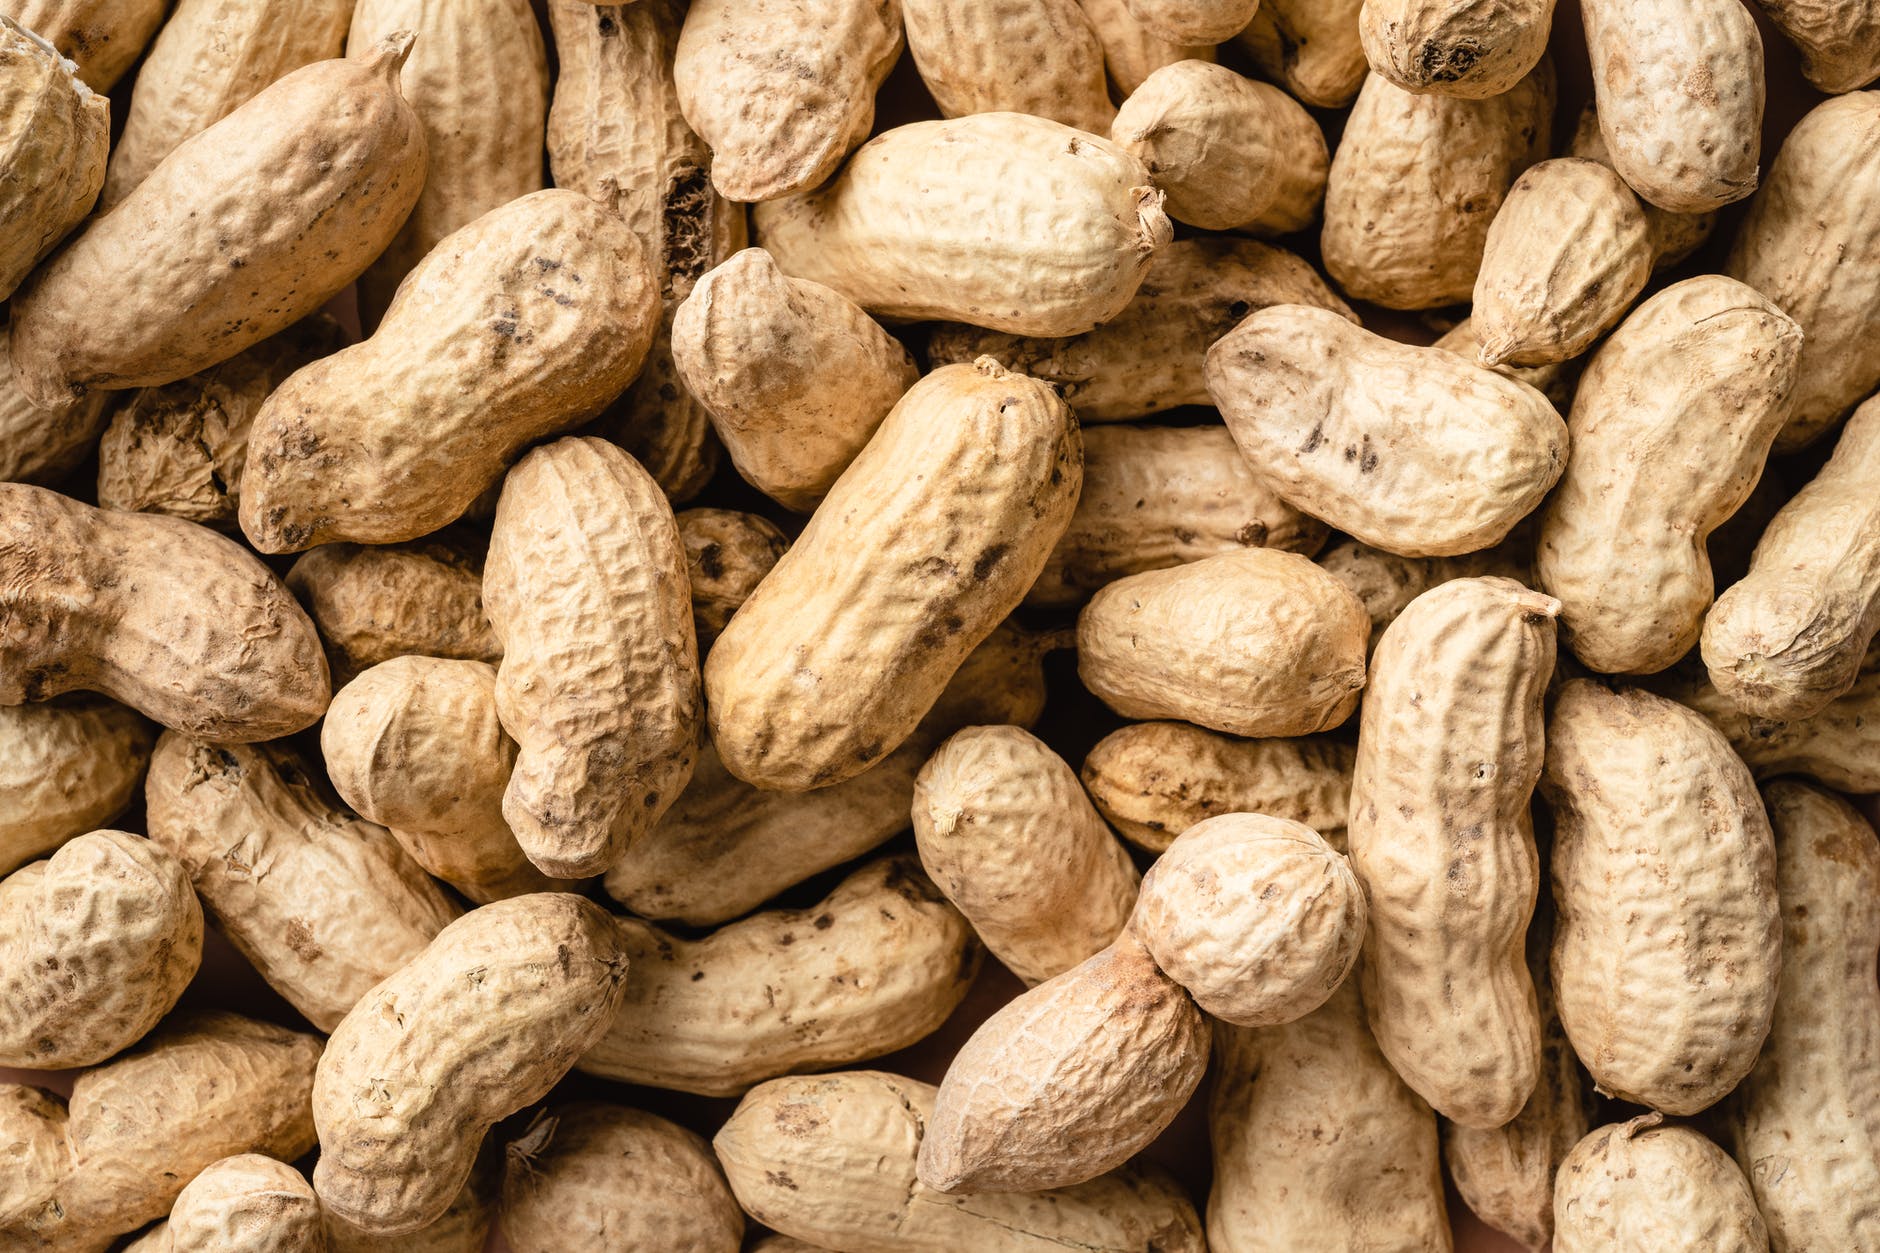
xmin=1566 ymin=102 xmax=1716 ymax=270
xmin=755 ymin=114 xmax=1170 ymax=337
xmin=286 ymin=537 xmax=500 ymax=686
xmin=1079 ymin=0 xmax=1214 ymax=95
xmin=903 ymin=0 xmax=1113 ymax=133
xmin=716 ymin=1070 xmax=1206 ymax=1252
xmin=1432 ymin=317 xmax=1578 ymax=409
xmin=676 ymin=508 xmax=787 ymax=648
xmin=1124 ymin=0 xmax=1255 ymax=43
xmin=0 ymin=18 xmax=106 ymax=302
xmin=0 ymin=327 xmax=111 ymax=484
xmin=1316 ymin=533 xmax=1535 ymax=652
xmin=1234 ymin=0 xmax=1367 ymax=107
xmin=1358 ymin=0 xmax=1553 ymax=97
xmin=165 ymin=1155 xmax=327 ymax=1253
xmin=3 ymin=0 xmax=163 ymax=88
xmin=1554 ymin=1116 xmax=1770 ymax=1253
xmin=1662 ymin=645 xmax=1880 ymax=794
xmin=325 ymin=1143 xmax=499 ymax=1253
xmin=1750 ymin=0 xmax=1880 ymax=92
xmin=0 ymin=698 xmax=152 ymax=876
xmin=1535 ymin=277 xmax=1802 ymax=675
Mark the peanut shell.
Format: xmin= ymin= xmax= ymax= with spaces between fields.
xmin=1316 ymin=533 xmax=1535 ymax=652
xmin=1124 ymin=0 xmax=1255 ymax=43
xmin=1554 ymin=1116 xmax=1769 ymax=1253
xmin=0 ymin=17 xmax=106 ymax=301
xmin=903 ymin=0 xmax=1114 ymax=133
xmin=1234 ymin=0 xmax=1367 ymax=108
xmin=1077 ymin=0 xmax=1213 ymax=95
xmin=1566 ymin=101 xmax=1716 ymax=270
xmin=285 ymin=538 xmax=499 ymax=687
xmin=1663 ymin=646 xmax=1880 ymax=794
xmin=0 ymin=697 xmax=152 ymax=876
xmin=676 ymin=508 xmax=788 ymax=648
xmin=1358 ymin=0 xmax=1554 ymax=98
xmin=166 ymin=1155 xmax=327 ymax=1253
xmin=4 ymin=0 xmax=163 ymax=89
xmin=1749 ymin=0 xmax=1880 ymax=92
xmin=0 ymin=327 xmax=111 ymax=485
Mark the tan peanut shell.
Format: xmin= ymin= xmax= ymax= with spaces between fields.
xmin=347 ymin=0 xmax=547 ymax=326
xmin=1536 ymin=277 xmax=1803 ymax=675
xmin=1750 ymin=0 xmax=1880 ymax=92
xmin=325 ymin=1142 xmax=500 ymax=1253
xmin=919 ymin=929 xmax=1209 ymax=1193
xmin=0 ymin=18 xmax=106 ymax=302
xmin=707 ymin=360 xmax=1079 ymax=791
xmin=927 ymin=236 xmax=1354 ymax=423
xmin=1209 ymin=979 xmax=1452 ymax=1253
xmin=672 ymin=247 xmax=918 ymax=511
xmin=676 ymin=508 xmax=787 ymax=648
xmin=1132 ymin=814 xmax=1364 ymax=1027
xmin=1581 ymin=0 xmax=1763 ymax=212
xmin=286 ymin=538 xmax=499 ymax=686
xmin=1125 ymin=0 xmax=1254 ymax=43
xmin=1208 ymin=306 xmax=1567 ymax=557
xmin=675 ymin=0 xmax=901 ymax=202
xmin=1472 ymin=158 xmax=1653 ymax=367
xmin=4 ymin=0 xmax=163 ymax=89
xmin=0 ymin=1011 xmax=321 ymax=1252
xmin=903 ymin=0 xmax=1113 ymax=133
xmin=1358 ymin=0 xmax=1553 ymax=97
xmin=1078 ymin=0 xmax=1214 ymax=95
xmin=1078 ymin=548 xmax=1368 ymax=736
xmin=144 ymin=733 xmax=461 ymax=1031
xmin=0 ymin=328 xmax=111 ymax=484
xmin=914 ymin=725 xmax=1139 ymax=985
xmin=1566 ymin=102 xmax=1716 ymax=270
xmin=0 ymin=698 xmax=152 ymax=876
xmin=1317 ymin=533 xmax=1535 ymax=652
xmin=1235 ymin=0 xmax=1367 ymax=107
xmin=101 ymin=0 xmax=352 ymax=209
xmin=1554 ymin=1116 xmax=1770 ymax=1253
xmin=755 ymin=115 xmax=1170 ymax=337
xmin=716 ymin=1070 xmax=1207 ymax=1252
xmin=8 ymin=36 xmax=426 ymax=408
xmin=484 ymin=437 xmax=700 ymax=879
xmin=166 ymin=1155 xmax=327 ymax=1253
xmin=0 ymin=831 xmax=200 ymax=1068
xmin=1432 ymin=316 xmax=1578 ymax=410
xmin=1542 ymin=681 xmax=1781 ymax=1115
xmin=312 ymin=894 xmax=630 ymax=1235
xmin=608 ymin=621 xmax=1056 ymax=925
xmin=0 ymin=485 xmax=330 ymax=741
xmin=1321 ymin=62 xmax=1552 ymax=309
xmin=500 ymin=1104 xmax=743 ymax=1253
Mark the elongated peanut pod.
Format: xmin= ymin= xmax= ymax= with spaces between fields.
xmin=0 ymin=17 xmax=107 ymax=301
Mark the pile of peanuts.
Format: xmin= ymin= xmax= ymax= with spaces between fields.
xmin=2 ymin=0 xmax=1878 ymax=1249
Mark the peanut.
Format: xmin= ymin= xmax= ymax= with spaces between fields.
xmin=325 ymin=1144 xmax=499 ymax=1253
xmin=1432 ymin=317 xmax=1579 ymax=409
xmin=285 ymin=536 xmax=500 ymax=686
xmin=1124 ymin=0 xmax=1255 ymax=44
xmin=0 ymin=697 xmax=152 ymax=876
xmin=1554 ymin=1115 xmax=1770 ymax=1252
xmin=3 ymin=0 xmax=162 ymax=88
xmin=1358 ymin=0 xmax=1554 ymax=98
xmin=1749 ymin=0 xmax=1880 ymax=92
xmin=676 ymin=508 xmax=788 ymax=648
xmin=1317 ymin=533 xmax=1535 ymax=652
xmin=0 ymin=326 xmax=111 ymax=484
xmin=163 ymin=1155 xmax=328 ymax=1253
xmin=1566 ymin=101 xmax=1716 ymax=269
xmin=1663 ymin=645 xmax=1880 ymax=794
xmin=0 ymin=17 xmax=106 ymax=302
xmin=903 ymin=0 xmax=1114 ymax=133
xmin=1234 ymin=0 xmax=1368 ymax=108
xmin=1078 ymin=0 xmax=1214 ymax=96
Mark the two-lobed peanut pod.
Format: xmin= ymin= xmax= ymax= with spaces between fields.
xmin=1554 ymin=1116 xmax=1770 ymax=1253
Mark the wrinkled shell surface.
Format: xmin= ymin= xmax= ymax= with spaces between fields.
xmin=286 ymin=538 xmax=499 ymax=686
xmin=1124 ymin=0 xmax=1255 ymax=43
xmin=6 ymin=0 xmax=165 ymax=89
xmin=0 ymin=328 xmax=112 ymax=485
xmin=1554 ymin=1117 xmax=1769 ymax=1253
xmin=168 ymin=1155 xmax=327 ymax=1253
xmin=1080 ymin=0 xmax=1214 ymax=96
xmin=1566 ymin=101 xmax=1717 ymax=269
xmin=676 ymin=508 xmax=788 ymax=647
xmin=1359 ymin=0 xmax=1555 ymax=98
xmin=1235 ymin=0 xmax=1368 ymax=108
xmin=0 ymin=17 xmax=107 ymax=301
xmin=1751 ymin=0 xmax=1880 ymax=92
xmin=1317 ymin=533 xmax=1535 ymax=652
xmin=903 ymin=0 xmax=1113 ymax=133
xmin=0 ymin=698 xmax=152 ymax=876
xmin=1666 ymin=647 xmax=1880 ymax=794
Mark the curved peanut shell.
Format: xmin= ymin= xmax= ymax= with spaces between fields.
xmin=1542 ymin=681 xmax=1780 ymax=1115
xmin=1078 ymin=0 xmax=1214 ymax=95
xmin=1750 ymin=0 xmax=1880 ymax=92
xmin=325 ymin=1142 xmax=499 ymax=1253
xmin=1234 ymin=0 xmax=1367 ymax=107
xmin=168 ymin=1155 xmax=326 ymax=1253
xmin=0 ymin=698 xmax=152 ymax=876
xmin=1358 ymin=0 xmax=1553 ymax=98
xmin=0 ymin=329 xmax=111 ymax=485
xmin=0 ymin=18 xmax=106 ymax=301
xmin=1566 ymin=101 xmax=1716 ymax=270
xmin=676 ymin=508 xmax=787 ymax=648
xmin=1664 ymin=648 xmax=1880 ymax=794
xmin=286 ymin=538 xmax=499 ymax=686
xmin=1554 ymin=1116 xmax=1769 ymax=1253
xmin=4 ymin=0 xmax=164 ymax=89
xmin=904 ymin=0 xmax=1114 ymax=134
xmin=1124 ymin=0 xmax=1255 ymax=43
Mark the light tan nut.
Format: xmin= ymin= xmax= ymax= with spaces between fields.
xmin=8 ymin=35 xmax=426 ymax=407
xmin=501 ymin=1104 xmax=742 ymax=1253
xmin=4 ymin=0 xmax=163 ymax=89
xmin=676 ymin=508 xmax=788 ymax=648
xmin=672 ymin=247 xmax=918 ymax=511
xmin=1535 ymin=276 xmax=1803 ymax=676
xmin=1432 ymin=316 xmax=1579 ymax=409
xmin=928 ymin=236 xmax=1354 ymax=423
xmin=1321 ymin=61 xmax=1552 ymax=309
xmin=1209 ymin=978 xmax=1452 ymax=1253
xmin=312 ymin=894 xmax=630 ymax=1235
xmin=324 ymin=1145 xmax=498 ymax=1253
xmin=0 ymin=1010 xmax=321 ymax=1252
xmin=1208 ymin=306 xmax=1567 ymax=557
xmin=285 ymin=537 xmax=499 ymax=687
xmin=1316 ymin=533 xmax=1535 ymax=652
xmin=1581 ymin=0 xmax=1762 ymax=212
xmin=0 ymin=697 xmax=152 ymax=876
xmin=0 ymin=831 xmax=200 ymax=1069
xmin=717 ymin=1070 xmax=1206 ymax=1251
xmin=483 ymin=437 xmax=700 ymax=879
xmin=1728 ymin=782 xmax=1880 ymax=1250
xmin=580 ymin=856 xmax=979 ymax=1094
xmin=1566 ymin=101 xmax=1716 ymax=269
xmin=0 ymin=18 xmax=106 ymax=302
xmin=1077 ymin=0 xmax=1213 ymax=95
xmin=1131 ymin=813 xmax=1363 ymax=1027
xmin=164 ymin=1155 xmax=327 ymax=1253
xmin=1234 ymin=0 xmax=1367 ymax=107
xmin=919 ymin=929 xmax=1208 ymax=1192
xmin=914 ymin=725 xmax=1139 ymax=985
xmin=1542 ymin=681 xmax=1780 ymax=1114
xmin=1358 ymin=0 xmax=1553 ymax=97
xmin=1749 ymin=0 xmax=1880 ymax=92
xmin=1077 ymin=548 xmax=1369 ymax=736
xmin=1554 ymin=1115 xmax=1770 ymax=1253
xmin=904 ymin=0 xmax=1113 ymax=133
xmin=1124 ymin=0 xmax=1255 ymax=43
xmin=0 ymin=325 xmax=111 ymax=485
xmin=706 ymin=359 xmax=1078 ymax=791
xmin=0 ymin=485 xmax=330 ymax=741
xmin=755 ymin=115 xmax=1170 ymax=337
xmin=144 ymin=734 xmax=461 ymax=1031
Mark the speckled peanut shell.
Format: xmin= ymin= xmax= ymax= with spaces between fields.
xmin=1566 ymin=102 xmax=1716 ymax=271
xmin=347 ymin=0 xmax=547 ymax=327
xmin=919 ymin=929 xmax=1208 ymax=1193
xmin=312 ymin=894 xmax=630 ymax=1236
xmin=1582 ymin=0 xmax=1762 ymax=213
xmin=928 ymin=236 xmax=1354 ymax=423
xmin=1209 ymin=979 xmax=1451 ymax=1253
xmin=1542 ymin=681 xmax=1781 ymax=1115
xmin=1535 ymin=277 xmax=1803 ymax=676
xmin=1555 ymin=1117 xmax=1769 ymax=1253
xmin=676 ymin=508 xmax=787 ymax=648
xmin=484 ymin=436 xmax=701 ymax=879
xmin=0 ymin=18 xmax=106 ymax=302
xmin=1124 ymin=0 xmax=1254 ymax=42
xmin=580 ymin=856 xmax=979 ymax=1094
xmin=904 ymin=0 xmax=1113 ymax=133
xmin=1664 ymin=646 xmax=1880 ymax=794
xmin=1320 ymin=62 xmax=1552 ymax=309
xmin=671 ymin=247 xmax=918 ymax=512
xmin=241 ymin=191 xmax=658 ymax=553
xmin=1432 ymin=317 xmax=1579 ymax=409
xmin=1132 ymin=813 xmax=1363 ymax=1027
xmin=101 ymin=0 xmax=353 ymax=209
xmin=323 ymin=657 xmax=558 ymax=904
xmin=706 ymin=360 xmax=1079 ymax=791
xmin=0 ymin=485 xmax=330 ymax=741
xmin=7 ymin=37 xmax=426 ymax=408
xmin=1729 ymin=94 xmax=1880 ymax=452
xmin=165 ymin=1155 xmax=327 ymax=1253
xmin=1234 ymin=0 xmax=1367 ymax=107
xmin=1078 ymin=548 xmax=1368 ymax=736
xmin=1751 ymin=0 xmax=1880 ymax=91
xmin=500 ymin=1105 xmax=742 ymax=1253
xmin=675 ymin=0 xmax=901 ymax=202
xmin=1317 ymin=533 xmax=1536 ymax=652
xmin=755 ymin=115 xmax=1170 ymax=337
xmin=717 ymin=1070 xmax=1207 ymax=1251
xmin=1209 ymin=306 xmax=1566 ymax=557
xmin=3 ymin=0 xmax=164 ymax=89
xmin=144 ymin=733 xmax=461 ymax=1031
xmin=1472 ymin=158 xmax=1652 ymax=367
xmin=608 ymin=621 xmax=1056 ymax=925
xmin=1082 ymin=723 xmax=1353 ymax=854
xmin=0 ymin=1011 xmax=322 ymax=1252
xmin=1078 ymin=0 xmax=1214 ymax=95
xmin=1358 ymin=0 xmax=1553 ymax=97
xmin=325 ymin=1142 xmax=499 ymax=1253
xmin=0 ymin=698 xmax=152 ymax=876
xmin=1728 ymin=782 xmax=1880 ymax=1250
xmin=286 ymin=538 xmax=499 ymax=687
xmin=0 ymin=327 xmax=111 ymax=484
xmin=914 ymin=725 xmax=1139 ymax=986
